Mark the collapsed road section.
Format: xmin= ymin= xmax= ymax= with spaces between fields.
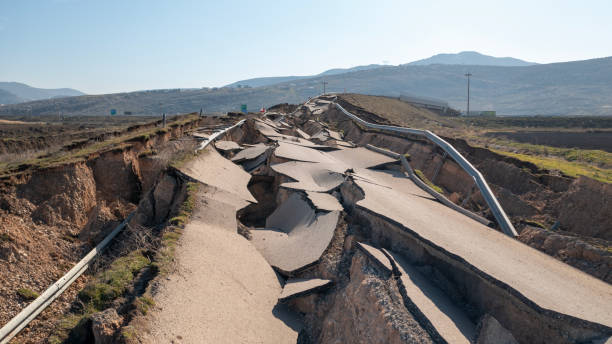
xmin=132 ymin=99 xmax=611 ymax=344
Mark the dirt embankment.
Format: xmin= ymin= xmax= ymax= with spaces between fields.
xmin=0 ymin=115 xmax=207 ymax=343
xmin=0 ymin=116 xmax=158 ymax=157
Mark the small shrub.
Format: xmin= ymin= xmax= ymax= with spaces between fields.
xmin=0 ymin=233 xmax=12 ymax=243
xmin=134 ymin=295 xmax=155 ymax=315
xmin=17 ymin=288 xmax=39 ymax=300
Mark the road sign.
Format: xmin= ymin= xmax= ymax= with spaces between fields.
xmin=110 ymin=109 xmax=117 ymax=115
xmin=240 ymin=104 xmax=247 ymax=113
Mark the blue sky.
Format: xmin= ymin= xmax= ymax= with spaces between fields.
xmin=1 ymin=0 xmax=611 ymax=94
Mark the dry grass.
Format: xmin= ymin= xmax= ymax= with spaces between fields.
xmin=0 ymin=114 xmax=199 ymax=177
xmin=339 ymin=93 xmax=460 ymax=130
xmin=491 ymin=149 xmax=612 ymax=184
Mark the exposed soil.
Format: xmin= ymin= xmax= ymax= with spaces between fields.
xmin=0 ymin=115 xmax=204 ymax=343
xmin=0 ymin=115 xmax=157 ymax=157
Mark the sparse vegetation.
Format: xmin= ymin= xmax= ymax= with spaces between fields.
xmin=0 ymin=232 xmax=12 ymax=243
xmin=17 ymin=288 xmax=39 ymax=300
xmin=120 ymin=325 xmax=139 ymax=344
xmin=134 ymin=295 xmax=155 ymax=315
xmin=78 ymin=251 xmax=151 ymax=310
xmin=485 ymin=138 xmax=612 ymax=168
xmin=161 ymin=182 xmax=199 ymax=273
xmin=491 ymin=149 xmax=612 ymax=184
xmin=51 ymin=250 xmax=151 ymax=343
xmin=414 ymin=169 xmax=444 ymax=194
xmin=524 ymin=219 xmax=548 ymax=229
xmin=0 ymin=114 xmax=200 ymax=177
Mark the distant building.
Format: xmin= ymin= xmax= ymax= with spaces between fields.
xmin=399 ymin=94 xmax=460 ymax=116
xmin=463 ymin=110 xmax=496 ymax=117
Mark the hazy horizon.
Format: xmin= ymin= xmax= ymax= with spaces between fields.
xmin=2 ymin=0 xmax=611 ymax=94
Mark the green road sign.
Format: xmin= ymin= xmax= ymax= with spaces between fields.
xmin=240 ymin=104 xmax=247 ymax=113
xmin=110 ymin=109 xmax=117 ymax=115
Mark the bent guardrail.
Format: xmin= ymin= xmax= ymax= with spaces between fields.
xmin=333 ymin=101 xmax=517 ymax=237
xmin=1 ymin=118 xmax=247 ymax=343
xmin=0 ymin=214 xmax=134 ymax=344
xmin=196 ymin=119 xmax=246 ymax=152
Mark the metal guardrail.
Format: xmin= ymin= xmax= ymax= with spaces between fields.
xmin=1 ymin=117 xmax=247 ymax=343
xmin=333 ymin=101 xmax=518 ymax=237
xmin=364 ymin=144 xmax=492 ymax=227
xmin=196 ymin=119 xmax=246 ymax=152
xmin=0 ymin=214 xmax=134 ymax=344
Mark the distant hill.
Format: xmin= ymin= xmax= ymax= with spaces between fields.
xmin=0 ymin=89 xmax=22 ymax=105
xmin=0 ymin=82 xmax=85 ymax=104
xmin=1 ymin=57 xmax=611 ymax=117
xmin=407 ymin=51 xmax=537 ymax=67
xmin=226 ymin=52 xmax=535 ymax=88
xmin=225 ymin=64 xmax=384 ymax=88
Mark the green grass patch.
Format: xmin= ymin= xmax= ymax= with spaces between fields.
xmin=134 ymin=295 xmax=155 ymax=315
xmin=17 ymin=288 xmax=39 ymax=300
xmin=489 ymin=138 xmax=612 ymax=168
xmin=414 ymin=169 xmax=444 ymax=194
xmin=524 ymin=220 xmax=548 ymax=229
xmin=0 ymin=233 xmax=12 ymax=243
xmin=52 ymin=250 xmax=151 ymax=343
xmin=120 ymin=325 xmax=139 ymax=344
xmin=491 ymin=149 xmax=612 ymax=184
xmin=78 ymin=251 xmax=150 ymax=310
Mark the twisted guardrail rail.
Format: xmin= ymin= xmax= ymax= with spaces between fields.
xmin=331 ymin=99 xmax=517 ymax=237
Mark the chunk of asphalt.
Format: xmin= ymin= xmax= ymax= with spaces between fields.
xmin=242 ymin=148 xmax=271 ymax=173
xmin=383 ymin=249 xmax=476 ymax=344
xmin=214 ymin=140 xmax=242 ymax=151
xmin=231 ymin=143 xmax=268 ymax=163
xmin=295 ymin=128 xmax=311 ymax=140
xmin=270 ymin=135 xmax=335 ymax=150
xmin=271 ymin=161 xmax=346 ymax=192
xmin=278 ymin=278 xmax=333 ymax=302
xmin=178 ymin=145 xmax=256 ymax=204
xmin=274 ymin=141 xmax=338 ymax=164
xmin=306 ymin=191 xmax=343 ymax=212
xmin=327 ymin=146 xmax=397 ymax=169
xmin=254 ymin=120 xmax=281 ymax=136
xmin=250 ymin=193 xmax=340 ymax=274
xmin=355 ymin=242 xmax=393 ymax=274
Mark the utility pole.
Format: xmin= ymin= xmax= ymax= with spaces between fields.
xmin=464 ymin=73 xmax=472 ymax=116
xmin=323 ymin=81 xmax=328 ymax=95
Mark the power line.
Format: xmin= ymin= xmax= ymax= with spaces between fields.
xmin=464 ymin=73 xmax=472 ymax=116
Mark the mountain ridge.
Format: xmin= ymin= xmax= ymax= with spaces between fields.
xmin=1 ymin=56 xmax=611 ymax=117
xmin=0 ymin=82 xmax=85 ymax=104
xmin=407 ymin=51 xmax=537 ymax=67
xmin=225 ymin=52 xmax=536 ymax=88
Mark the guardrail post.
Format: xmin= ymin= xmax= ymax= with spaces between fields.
xmin=461 ymin=185 xmax=476 ymax=208
xmin=431 ymin=151 xmax=448 ymax=184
